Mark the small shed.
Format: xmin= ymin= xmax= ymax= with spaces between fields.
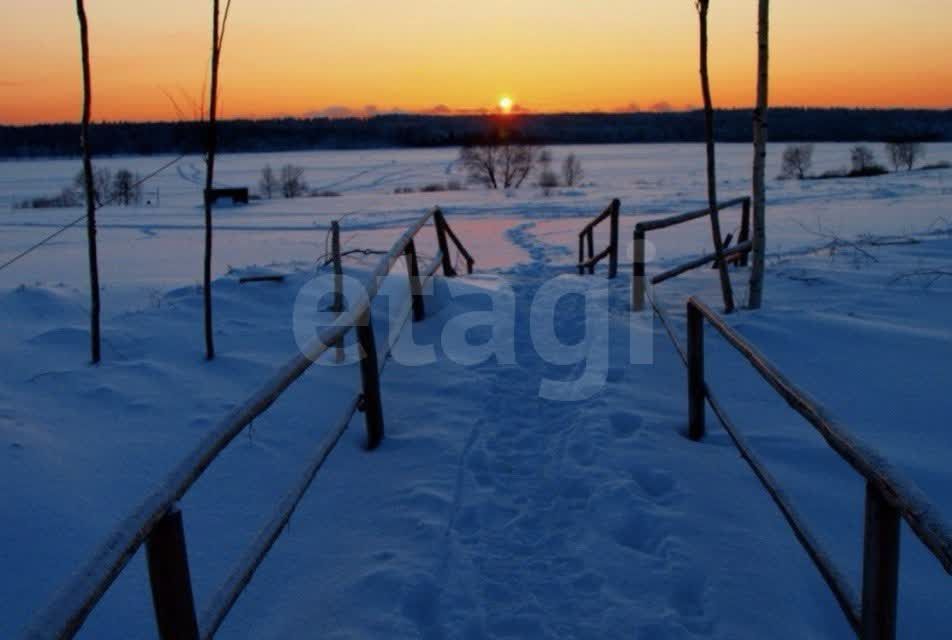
xmin=205 ymin=187 xmax=249 ymax=206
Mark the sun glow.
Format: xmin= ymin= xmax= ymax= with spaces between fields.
xmin=498 ymin=96 xmax=514 ymax=114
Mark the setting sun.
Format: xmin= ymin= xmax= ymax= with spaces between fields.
xmin=498 ymin=96 xmax=514 ymax=114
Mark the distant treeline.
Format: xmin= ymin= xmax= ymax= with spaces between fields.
xmin=2 ymin=108 xmax=951 ymax=158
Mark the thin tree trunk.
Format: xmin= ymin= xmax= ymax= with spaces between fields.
xmin=76 ymin=0 xmax=101 ymax=364
xmin=748 ymin=0 xmax=770 ymax=309
xmin=697 ymin=0 xmax=735 ymax=313
xmin=203 ymin=0 xmax=221 ymax=360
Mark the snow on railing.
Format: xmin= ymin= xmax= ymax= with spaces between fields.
xmin=22 ymin=207 xmax=475 ymax=640
xmin=577 ymin=199 xmax=620 ymax=278
xmin=650 ymin=291 xmax=952 ymax=640
xmin=631 ymin=196 xmax=751 ymax=311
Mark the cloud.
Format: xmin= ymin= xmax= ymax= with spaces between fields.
xmin=650 ymin=101 xmax=674 ymax=113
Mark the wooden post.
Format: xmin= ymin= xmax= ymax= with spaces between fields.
xmin=356 ymin=310 xmax=384 ymax=449
xmin=739 ymin=197 xmax=752 ymax=267
xmin=861 ymin=482 xmax=901 ymax=640
xmin=687 ymin=302 xmax=705 ymax=441
xmin=608 ymin=199 xmax=620 ymax=279
xmin=146 ymin=507 xmax=200 ymax=640
xmin=404 ymin=239 xmax=425 ymax=322
xmin=632 ymin=226 xmax=646 ymax=311
xmin=434 ymin=209 xmax=456 ymax=277
xmin=586 ymin=229 xmax=595 ymax=274
xmin=577 ymin=234 xmax=585 ymax=275
xmin=331 ymin=221 xmax=345 ymax=363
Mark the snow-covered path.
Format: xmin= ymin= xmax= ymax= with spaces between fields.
xmin=217 ymin=266 xmax=848 ymax=640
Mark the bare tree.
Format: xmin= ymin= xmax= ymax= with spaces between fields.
xmin=279 ymin=164 xmax=308 ymax=198
xmin=696 ymin=0 xmax=735 ymax=312
xmin=537 ymin=149 xmax=559 ymax=196
xmin=748 ymin=0 xmax=769 ymax=309
xmin=202 ymin=0 xmax=232 ymax=360
xmin=885 ymin=141 xmax=925 ymax=171
xmin=460 ymin=144 xmax=499 ymax=188
xmin=850 ymin=145 xmax=876 ymax=173
xmin=780 ymin=144 xmax=814 ymax=180
xmin=459 ymin=141 xmax=537 ymax=189
xmin=75 ymin=0 xmax=101 ymax=363
xmin=562 ymin=153 xmax=584 ymax=187
xmin=74 ymin=167 xmax=112 ymax=207
xmin=112 ymin=169 xmax=143 ymax=205
xmin=259 ymin=164 xmax=278 ymax=198
xmin=499 ymin=143 xmax=537 ymax=188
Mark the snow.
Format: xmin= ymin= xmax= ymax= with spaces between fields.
xmin=1 ymin=143 xmax=951 ymax=638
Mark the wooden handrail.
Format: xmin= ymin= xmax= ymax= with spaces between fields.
xmin=637 ymin=196 xmax=749 ymax=232
xmin=632 ymin=197 xmax=750 ymax=311
xmin=651 ymin=241 xmax=752 ymax=285
xmin=23 ymin=208 xmax=471 ymax=640
xmin=576 ymin=199 xmax=620 ymax=279
xmin=684 ymin=295 xmax=952 ymax=639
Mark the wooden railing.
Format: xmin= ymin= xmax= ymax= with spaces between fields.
xmin=651 ymin=294 xmax=952 ymax=640
xmin=22 ymin=207 xmax=474 ymax=640
xmin=577 ymin=199 xmax=621 ymax=279
xmin=632 ymin=196 xmax=751 ymax=311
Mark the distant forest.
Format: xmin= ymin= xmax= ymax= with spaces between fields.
xmin=2 ymin=108 xmax=951 ymax=158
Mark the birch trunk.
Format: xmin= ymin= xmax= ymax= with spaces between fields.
xmin=748 ymin=0 xmax=770 ymax=309
xmin=76 ymin=0 xmax=101 ymax=363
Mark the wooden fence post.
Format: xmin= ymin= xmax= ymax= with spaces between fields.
xmin=434 ymin=209 xmax=456 ymax=277
xmin=577 ymin=234 xmax=585 ymax=275
xmin=861 ymin=482 xmax=901 ymax=640
xmin=356 ymin=310 xmax=384 ymax=449
xmin=608 ymin=199 xmax=620 ymax=279
xmin=586 ymin=229 xmax=595 ymax=274
xmin=404 ymin=239 xmax=425 ymax=322
xmin=146 ymin=507 xmax=200 ymax=640
xmin=632 ymin=226 xmax=646 ymax=311
xmin=687 ymin=302 xmax=705 ymax=441
xmin=739 ymin=197 xmax=752 ymax=267
xmin=331 ymin=220 xmax=345 ymax=363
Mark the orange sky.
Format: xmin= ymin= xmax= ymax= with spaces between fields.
xmin=1 ymin=1 xmax=950 ymax=124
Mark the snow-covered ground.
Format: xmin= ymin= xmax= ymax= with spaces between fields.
xmin=2 ymin=143 xmax=951 ymax=638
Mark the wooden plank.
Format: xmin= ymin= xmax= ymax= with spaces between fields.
xmin=637 ymin=197 xmax=749 ymax=232
xmin=146 ymin=508 xmax=199 ymax=640
xmin=238 ymin=275 xmax=285 ymax=284
xmin=651 ymin=241 xmax=752 ymax=285
xmin=579 ymin=201 xmax=615 ymax=235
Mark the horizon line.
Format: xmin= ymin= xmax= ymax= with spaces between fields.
xmin=4 ymin=105 xmax=952 ymax=128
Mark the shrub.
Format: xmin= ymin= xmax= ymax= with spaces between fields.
xmin=280 ymin=164 xmax=308 ymax=198
xmin=920 ymin=160 xmax=951 ymax=171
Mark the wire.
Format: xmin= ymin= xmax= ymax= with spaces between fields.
xmin=0 ymin=153 xmax=190 ymax=274
xmin=0 ymin=212 xmax=89 ymax=272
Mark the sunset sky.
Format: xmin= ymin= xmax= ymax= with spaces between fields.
xmin=1 ymin=1 xmax=950 ymax=124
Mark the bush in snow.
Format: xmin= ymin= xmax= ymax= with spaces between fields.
xmin=111 ymin=169 xmax=143 ymax=206
xmin=848 ymin=145 xmax=888 ymax=177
